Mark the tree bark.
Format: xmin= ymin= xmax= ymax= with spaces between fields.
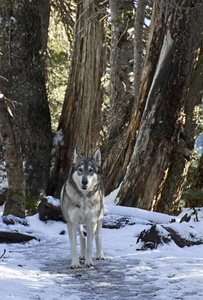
xmin=193 ymin=153 xmax=203 ymax=190
xmin=50 ymin=0 xmax=106 ymax=197
xmin=0 ymin=98 xmax=25 ymax=218
xmin=101 ymin=0 xmax=134 ymax=194
xmin=155 ymin=44 xmax=203 ymax=214
xmin=103 ymin=0 xmax=163 ymax=195
xmin=134 ymin=0 xmax=146 ymax=97
xmin=118 ymin=0 xmax=203 ymax=211
xmin=0 ymin=0 xmax=52 ymax=203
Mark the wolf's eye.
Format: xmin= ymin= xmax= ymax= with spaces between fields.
xmin=78 ymin=167 xmax=83 ymax=174
xmin=89 ymin=168 xmax=94 ymax=174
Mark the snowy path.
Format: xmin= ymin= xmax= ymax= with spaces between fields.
xmin=1 ymin=236 xmax=203 ymax=300
xmin=1 ymin=205 xmax=203 ymax=300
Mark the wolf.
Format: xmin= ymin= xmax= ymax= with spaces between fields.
xmin=61 ymin=148 xmax=105 ymax=268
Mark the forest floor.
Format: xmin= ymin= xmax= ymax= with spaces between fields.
xmin=0 ymin=200 xmax=203 ymax=300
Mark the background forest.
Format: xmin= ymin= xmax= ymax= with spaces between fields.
xmin=0 ymin=0 xmax=203 ymax=218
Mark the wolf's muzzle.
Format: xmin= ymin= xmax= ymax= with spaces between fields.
xmin=82 ymin=177 xmax=88 ymax=189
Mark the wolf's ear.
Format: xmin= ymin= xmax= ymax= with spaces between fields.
xmin=73 ymin=147 xmax=81 ymax=164
xmin=93 ymin=149 xmax=101 ymax=167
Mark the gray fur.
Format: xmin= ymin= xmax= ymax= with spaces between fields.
xmin=61 ymin=149 xmax=105 ymax=268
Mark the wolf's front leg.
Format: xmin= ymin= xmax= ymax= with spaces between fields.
xmin=85 ymin=222 xmax=97 ymax=267
xmin=78 ymin=224 xmax=86 ymax=260
xmin=67 ymin=223 xmax=80 ymax=268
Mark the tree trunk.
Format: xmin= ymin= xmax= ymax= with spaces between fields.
xmin=103 ymin=0 xmax=163 ymax=195
xmin=155 ymin=44 xmax=203 ymax=214
xmin=193 ymin=153 xmax=203 ymax=190
xmin=50 ymin=0 xmax=106 ymax=197
xmin=0 ymin=97 xmax=25 ymax=218
xmin=118 ymin=0 xmax=203 ymax=211
xmin=0 ymin=0 xmax=52 ymax=204
xmin=134 ymin=0 xmax=146 ymax=97
xmin=101 ymin=0 xmax=135 ymax=194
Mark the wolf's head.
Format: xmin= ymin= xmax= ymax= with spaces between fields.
xmin=71 ymin=148 xmax=102 ymax=193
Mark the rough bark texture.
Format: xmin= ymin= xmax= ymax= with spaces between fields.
xmin=103 ymin=0 xmax=163 ymax=195
xmin=0 ymin=0 xmax=52 ymax=202
xmin=134 ymin=0 xmax=146 ymax=96
xmin=155 ymin=45 xmax=203 ymax=214
xmin=101 ymin=0 xmax=134 ymax=194
xmin=50 ymin=0 xmax=106 ymax=197
xmin=193 ymin=153 xmax=203 ymax=191
xmin=118 ymin=0 xmax=203 ymax=211
xmin=0 ymin=98 xmax=25 ymax=218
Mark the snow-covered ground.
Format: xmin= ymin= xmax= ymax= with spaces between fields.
xmin=0 ymin=198 xmax=203 ymax=300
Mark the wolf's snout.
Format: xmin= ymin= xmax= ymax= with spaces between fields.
xmin=82 ymin=178 xmax=88 ymax=189
xmin=82 ymin=178 xmax=88 ymax=185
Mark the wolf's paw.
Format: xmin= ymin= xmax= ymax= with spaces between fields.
xmin=70 ymin=263 xmax=81 ymax=269
xmin=79 ymin=256 xmax=85 ymax=261
xmin=96 ymin=255 xmax=105 ymax=260
xmin=85 ymin=260 xmax=94 ymax=268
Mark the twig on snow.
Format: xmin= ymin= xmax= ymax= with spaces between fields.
xmin=0 ymin=249 xmax=6 ymax=259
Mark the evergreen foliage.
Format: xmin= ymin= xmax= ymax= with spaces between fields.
xmin=46 ymin=6 xmax=73 ymax=131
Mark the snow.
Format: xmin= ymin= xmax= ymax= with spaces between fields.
xmin=10 ymin=17 xmax=17 ymax=24
xmin=104 ymin=204 xmax=174 ymax=224
xmin=104 ymin=185 xmax=120 ymax=205
xmin=0 ymin=197 xmax=203 ymax=300
xmin=0 ymin=154 xmax=8 ymax=195
xmin=52 ymin=129 xmax=64 ymax=147
xmin=50 ymin=129 xmax=65 ymax=177
xmin=46 ymin=196 xmax=61 ymax=207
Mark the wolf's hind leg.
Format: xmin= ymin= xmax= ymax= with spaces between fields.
xmin=95 ymin=219 xmax=105 ymax=260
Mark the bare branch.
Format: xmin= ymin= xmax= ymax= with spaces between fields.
xmin=0 ymin=249 xmax=6 ymax=260
xmin=0 ymin=75 xmax=9 ymax=82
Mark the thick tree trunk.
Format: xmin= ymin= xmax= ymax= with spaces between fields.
xmin=50 ymin=0 xmax=106 ymax=197
xmin=103 ymin=0 xmax=163 ymax=195
xmin=0 ymin=98 xmax=25 ymax=218
xmin=155 ymin=45 xmax=203 ymax=214
xmin=0 ymin=0 xmax=52 ymax=203
xmin=118 ymin=0 xmax=203 ymax=211
xmin=101 ymin=0 xmax=135 ymax=194
xmin=134 ymin=0 xmax=146 ymax=97
xmin=193 ymin=153 xmax=203 ymax=191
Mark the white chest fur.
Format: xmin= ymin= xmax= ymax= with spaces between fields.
xmin=62 ymin=183 xmax=103 ymax=225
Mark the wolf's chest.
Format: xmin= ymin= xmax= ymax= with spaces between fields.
xmin=68 ymin=195 xmax=100 ymax=223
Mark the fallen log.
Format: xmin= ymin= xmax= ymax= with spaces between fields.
xmin=0 ymin=231 xmax=37 ymax=243
xmin=38 ymin=197 xmax=65 ymax=222
xmin=137 ymin=224 xmax=203 ymax=250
